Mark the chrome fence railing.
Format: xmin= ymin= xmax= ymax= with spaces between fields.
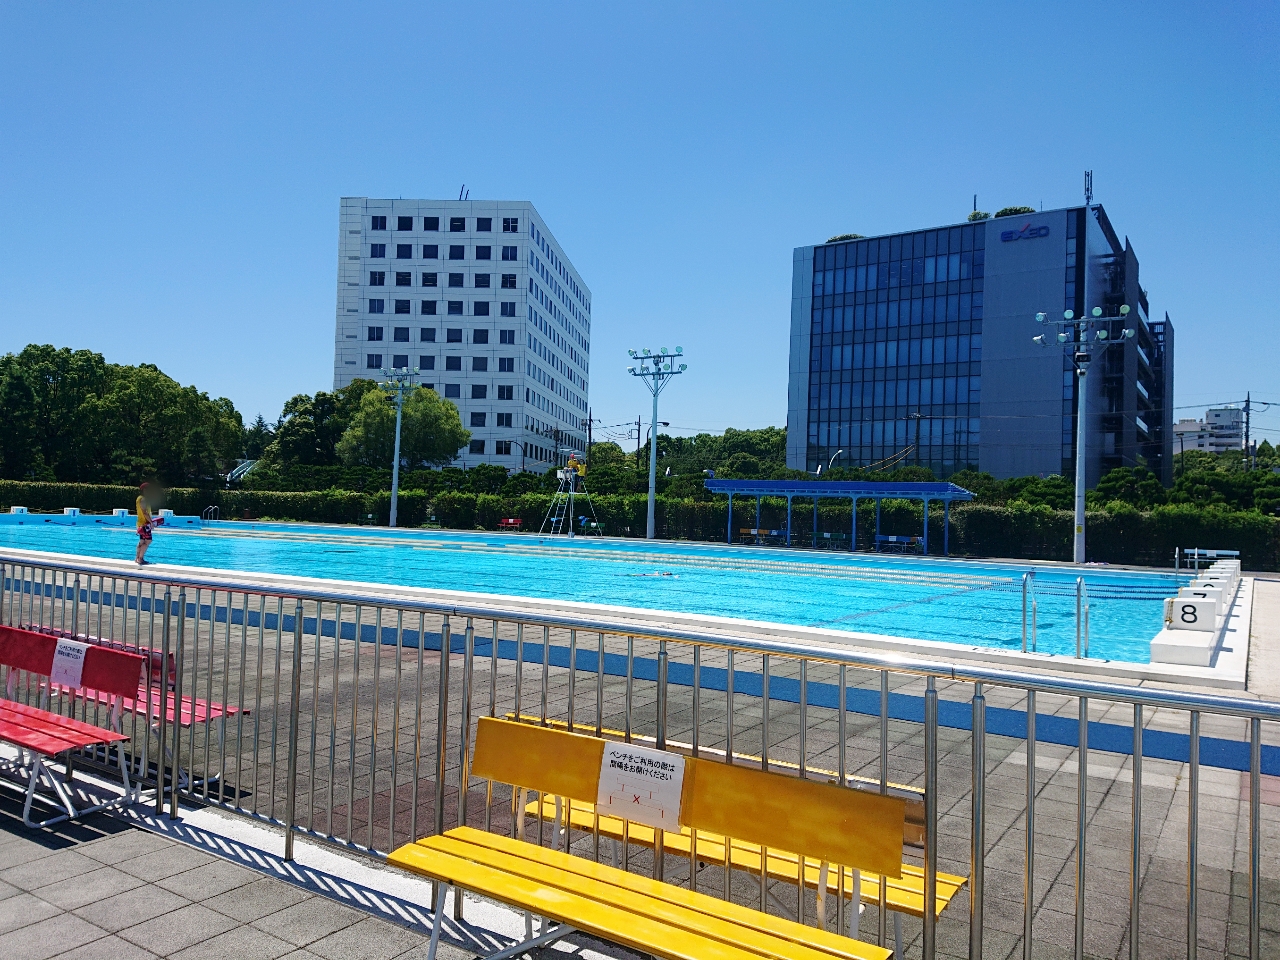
xmin=0 ymin=553 xmax=1275 ymax=960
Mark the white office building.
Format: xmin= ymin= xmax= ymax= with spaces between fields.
xmin=1173 ymin=405 xmax=1244 ymax=454
xmin=333 ymin=198 xmax=592 ymax=469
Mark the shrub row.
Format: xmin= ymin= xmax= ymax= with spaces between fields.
xmin=2 ymin=480 xmax=1277 ymax=569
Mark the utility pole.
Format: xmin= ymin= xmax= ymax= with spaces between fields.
xmin=379 ymin=365 xmax=419 ymax=528
xmin=587 ymin=408 xmax=593 ymax=466
xmin=635 ymin=415 xmax=642 ymax=466
xmin=626 ymin=347 xmax=689 ymax=539
xmin=1245 ymin=392 xmax=1251 ymax=470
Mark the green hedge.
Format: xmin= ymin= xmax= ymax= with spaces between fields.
xmin=2 ymin=480 xmax=1277 ymax=569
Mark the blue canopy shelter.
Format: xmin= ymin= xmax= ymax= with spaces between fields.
xmin=703 ymin=479 xmax=974 ymax=556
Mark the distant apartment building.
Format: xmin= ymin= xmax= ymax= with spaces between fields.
xmin=333 ymin=198 xmax=591 ymax=469
xmin=787 ymin=204 xmax=1175 ymax=485
xmin=1173 ymin=406 xmax=1244 ymax=455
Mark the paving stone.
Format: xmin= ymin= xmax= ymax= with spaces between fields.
xmin=205 ymin=876 xmax=313 ymax=922
xmin=251 ymin=895 xmax=368 ymax=947
xmin=154 ymin=856 xmax=259 ymax=900
xmin=34 ymin=865 xmax=145 ymax=910
xmin=78 ymin=830 xmax=174 ymax=866
xmin=0 ymin=912 xmax=108 ymax=960
xmin=308 ymin=916 xmax=427 ymax=960
xmin=72 ymin=883 xmax=190 ymax=933
xmin=0 ymin=891 xmax=61 ymax=935
xmin=55 ymin=935 xmax=161 ymax=960
xmin=117 ymin=901 xmax=238 ymax=954
xmin=113 ymin=844 xmax=217 ymax=882
xmin=0 ymin=850 xmax=101 ymax=891
xmin=0 ymin=877 xmax=20 ymax=901
xmin=169 ymin=923 xmax=296 ymax=960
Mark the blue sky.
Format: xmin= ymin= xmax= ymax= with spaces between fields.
xmin=2 ymin=3 xmax=1277 ymax=444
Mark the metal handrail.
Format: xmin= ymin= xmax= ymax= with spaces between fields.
xmin=3 ymin=548 xmax=1275 ymax=719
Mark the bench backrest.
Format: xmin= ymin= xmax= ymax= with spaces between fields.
xmin=0 ymin=625 xmax=146 ymax=699
xmin=471 ymin=716 xmax=906 ymax=878
xmin=27 ymin=625 xmax=172 ymax=688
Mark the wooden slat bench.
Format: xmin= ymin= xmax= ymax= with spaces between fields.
xmin=389 ymin=717 xmax=900 ymax=960
xmin=0 ymin=625 xmax=145 ymax=828
xmin=512 ymin=712 xmax=966 ymax=949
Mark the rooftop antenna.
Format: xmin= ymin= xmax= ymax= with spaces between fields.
xmin=1084 ymin=170 xmax=1093 ymax=206
xmin=458 ymin=184 xmax=466 ymax=201
xmin=464 ymin=189 xmax=469 ymax=200
xmin=973 ymin=194 xmax=977 ymax=212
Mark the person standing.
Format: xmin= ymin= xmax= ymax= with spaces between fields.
xmin=135 ymin=482 xmax=163 ymax=564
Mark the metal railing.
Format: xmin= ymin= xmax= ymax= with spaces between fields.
xmin=0 ymin=551 xmax=1274 ymax=960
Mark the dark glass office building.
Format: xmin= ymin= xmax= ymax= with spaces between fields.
xmin=786 ymin=205 xmax=1174 ymax=486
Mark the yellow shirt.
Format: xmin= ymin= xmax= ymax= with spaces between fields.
xmin=136 ymin=495 xmax=152 ymax=529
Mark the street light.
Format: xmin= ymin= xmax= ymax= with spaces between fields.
xmin=627 ymin=347 xmax=688 ymax=539
xmin=1033 ymin=305 xmax=1135 ymax=562
xmin=828 ymin=450 xmax=844 ymax=471
xmin=380 ymin=366 xmax=419 ymax=528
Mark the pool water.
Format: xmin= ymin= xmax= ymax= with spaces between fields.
xmin=0 ymin=521 xmax=1192 ymax=663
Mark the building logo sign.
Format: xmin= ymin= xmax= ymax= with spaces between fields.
xmin=1001 ymin=222 xmax=1050 ymax=242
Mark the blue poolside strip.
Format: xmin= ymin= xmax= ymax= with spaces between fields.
xmin=8 ymin=580 xmax=1275 ymax=776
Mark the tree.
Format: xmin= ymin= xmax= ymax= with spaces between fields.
xmin=994 ymin=206 xmax=1037 ymax=218
xmin=336 ymin=386 xmax=470 ymax=468
xmin=827 ymin=233 xmax=865 ymax=242
xmin=1090 ymin=466 xmax=1167 ymax=509
xmin=264 ymin=380 xmax=379 ymax=467
xmin=968 ymin=211 xmax=991 ymax=221
xmin=243 ymin=415 xmax=274 ymax=459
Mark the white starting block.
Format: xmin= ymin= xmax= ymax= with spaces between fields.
xmin=1179 ymin=585 xmax=1224 ymax=616
xmin=9 ymin=506 xmax=28 ymax=515
xmin=62 ymin=507 xmax=81 ymax=517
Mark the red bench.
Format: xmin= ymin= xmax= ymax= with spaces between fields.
xmin=498 ymin=517 xmax=523 ymax=531
xmin=0 ymin=625 xmax=146 ymax=828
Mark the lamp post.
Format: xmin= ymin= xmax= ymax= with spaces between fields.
xmin=627 ymin=347 xmax=688 ymax=539
xmin=1033 ymin=306 xmax=1134 ymax=563
xmin=380 ymin=366 xmax=418 ymax=528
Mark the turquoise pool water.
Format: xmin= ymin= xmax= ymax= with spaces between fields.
xmin=0 ymin=520 xmax=1192 ymax=663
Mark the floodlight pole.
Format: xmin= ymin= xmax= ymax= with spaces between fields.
xmin=380 ymin=366 xmax=418 ymax=528
xmin=1032 ymin=307 xmax=1134 ymax=563
xmin=626 ymin=348 xmax=688 ymax=539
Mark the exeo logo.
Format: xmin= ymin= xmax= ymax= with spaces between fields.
xmin=1000 ymin=222 xmax=1050 ymax=242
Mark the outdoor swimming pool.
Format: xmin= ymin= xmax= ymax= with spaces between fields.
xmin=0 ymin=520 xmax=1192 ymax=663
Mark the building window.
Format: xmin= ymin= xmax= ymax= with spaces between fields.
xmin=420 ymin=355 xmax=435 ymax=369
xmin=498 ymin=357 xmax=514 ymax=372
xmin=421 ymin=327 xmax=436 ymax=341
xmin=445 ymin=356 xmax=462 ymax=371
xmin=471 ymin=385 xmax=487 ymax=399
xmin=470 ymin=412 xmax=486 ymax=427
xmin=447 ymin=301 xmax=463 ymax=315
xmin=423 ymin=244 xmax=438 ymax=259
xmin=422 ymin=272 xmax=438 ymax=287
xmin=476 ymin=245 xmax=491 ymax=260
xmin=366 ymin=353 xmax=382 ymax=368
xmin=424 ymin=216 xmax=439 ymax=231
xmin=473 ymin=329 xmax=489 ymax=344
xmin=475 ymin=273 xmax=491 ymax=288
xmin=368 ymin=300 xmax=384 ymax=314
xmin=445 ymin=384 xmax=461 ymax=398
xmin=367 ymin=326 xmax=384 ymax=341
xmin=446 ymin=328 xmax=463 ymax=342
xmin=450 ymin=217 xmax=466 ymax=232
xmin=395 ymin=244 xmax=411 ymax=259
xmin=396 ymin=272 xmax=411 ymax=286
xmin=497 ymin=412 xmax=513 ymax=427
xmin=449 ymin=245 xmax=464 ymax=260
xmin=394 ymin=299 xmax=410 ymax=314
xmin=502 ymin=246 xmax=518 ymax=261
xmin=500 ymin=302 xmax=516 ymax=317
xmin=499 ymin=329 xmax=516 ymax=344
xmin=421 ymin=301 xmax=437 ymax=315
xmin=369 ymin=271 xmax=385 ymax=285
xmin=501 ymin=274 xmax=517 ymax=289
xmin=371 ymin=216 xmax=386 ymax=230
xmin=502 ymin=218 xmax=518 ymax=232
xmin=474 ymin=301 xmax=490 ymax=316
xmin=473 ymin=357 xmax=488 ymax=372
xmin=397 ymin=216 xmax=413 ymax=231
xmin=392 ymin=354 xmax=409 ymax=368
xmin=496 ymin=440 xmax=512 ymax=455
xmin=370 ymin=244 xmax=385 ymax=258
xmin=469 ymin=439 xmax=485 ymax=454
xmin=448 ymin=273 xmax=464 ymax=287
xmin=393 ymin=327 xmax=410 ymax=342
xmin=497 ymin=386 xmax=514 ymax=401
xmin=476 ymin=217 xmax=492 ymax=232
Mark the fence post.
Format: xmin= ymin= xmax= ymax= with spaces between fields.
xmin=970 ymin=682 xmax=986 ymax=960
xmin=169 ymin=589 xmax=186 ymax=818
xmin=155 ymin=587 xmax=171 ymax=814
xmin=923 ymin=675 xmax=938 ymax=960
xmin=284 ymin=598 xmax=305 ymax=861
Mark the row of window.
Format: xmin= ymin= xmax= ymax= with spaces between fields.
xmin=368 ymin=299 xmax=518 ymax=317
xmin=812 ymin=334 xmax=983 ymax=371
xmin=812 ymin=375 xmax=983 ymax=410
xmin=812 ymin=251 xmax=984 ymax=296
xmin=814 ymin=223 xmax=986 ymax=270
xmin=366 ymin=326 xmax=517 ymax=344
xmin=811 ymin=296 xmax=984 ymax=335
xmin=367 ymin=354 xmax=518 ymax=373
xmin=810 ymin=418 xmax=981 ymax=448
xmin=370 ymin=216 xmax=519 ymax=233
xmin=369 ymin=271 xmax=518 ymax=288
xmin=368 ymin=244 xmax=518 ymax=261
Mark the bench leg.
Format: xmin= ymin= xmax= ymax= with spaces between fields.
xmin=426 ymin=882 xmax=447 ymax=960
xmin=894 ymin=910 xmax=902 ymax=959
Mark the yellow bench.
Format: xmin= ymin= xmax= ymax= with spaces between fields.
xmin=512 ymin=713 xmax=966 ymax=943
xmin=389 ymin=717 xmax=903 ymax=960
